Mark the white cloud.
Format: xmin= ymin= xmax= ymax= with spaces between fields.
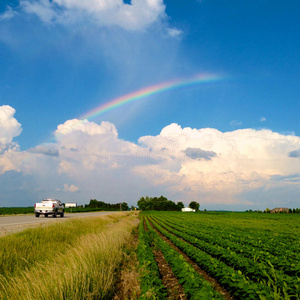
xmin=20 ymin=0 xmax=167 ymax=30
xmin=0 ymin=6 xmax=16 ymax=21
xmin=260 ymin=117 xmax=267 ymax=122
xmin=166 ymin=27 xmax=183 ymax=38
xmin=55 ymin=119 xmax=118 ymax=137
xmin=0 ymin=105 xmax=22 ymax=146
xmin=1 ymin=112 xmax=300 ymax=208
xmin=0 ymin=105 xmax=23 ymax=174
xmin=137 ymin=123 xmax=300 ymax=203
xmin=63 ymin=183 xmax=79 ymax=192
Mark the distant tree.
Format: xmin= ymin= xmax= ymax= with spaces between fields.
xmin=89 ymin=199 xmax=99 ymax=208
xmin=137 ymin=196 xmax=179 ymax=211
xmin=265 ymin=208 xmax=271 ymax=213
xmin=137 ymin=196 xmax=152 ymax=211
xmin=189 ymin=201 xmax=200 ymax=212
xmin=121 ymin=202 xmax=129 ymax=211
xmin=177 ymin=202 xmax=184 ymax=210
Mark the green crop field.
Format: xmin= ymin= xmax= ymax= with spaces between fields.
xmin=1 ymin=210 xmax=300 ymax=299
xmin=138 ymin=211 xmax=300 ymax=300
xmin=0 ymin=207 xmax=33 ymax=215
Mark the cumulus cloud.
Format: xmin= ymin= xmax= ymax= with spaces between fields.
xmin=137 ymin=123 xmax=300 ymax=203
xmin=0 ymin=105 xmax=22 ymax=145
xmin=63 ymin=183 xmax=79 ymax=192
xmin=0 ymin=105 xmax=22 ymax=155
xmin=55 ymin=119 xmax=118 ymax=137
xmin=20 ymin=0 xmax=167 ymax=30
xmin=1 ymin=112 xmax=300 ymax=208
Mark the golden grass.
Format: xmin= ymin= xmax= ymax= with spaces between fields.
xmin=0 ymin=212 xmax=139 ymax=300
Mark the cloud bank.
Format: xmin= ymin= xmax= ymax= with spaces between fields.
xmin=18 ymin=0 xmax=166 ymax=30
xmin=1 ymin=105 xmax=300 ymax=209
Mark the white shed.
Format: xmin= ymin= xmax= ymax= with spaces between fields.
xmin=65 ymin=202 xmax=77 ymax=208
xmin=181 ymin=207 xmax=195 ymax=212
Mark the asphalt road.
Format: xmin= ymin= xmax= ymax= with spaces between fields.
xmin=0 ymin=211 xmax=120 ymax=237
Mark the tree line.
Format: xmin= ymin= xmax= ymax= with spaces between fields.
xmin=86 ymin=199 xmax=129 ymax=211
xmin=137 ymin=196 xmax=200 ymax=211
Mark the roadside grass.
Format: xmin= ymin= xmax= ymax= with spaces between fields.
xmin=0 ymin=212 xmax=140 ymax=300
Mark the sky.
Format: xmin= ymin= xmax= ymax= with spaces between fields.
xmin=0 ymin=0 xmax=300 ymax=210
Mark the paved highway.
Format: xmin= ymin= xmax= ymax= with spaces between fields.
xmin=0 ymin=211 xmax=120 ymax=237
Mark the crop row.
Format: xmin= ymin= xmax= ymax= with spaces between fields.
xmin=161 ymin=214 xmax=300 ymax=255
xmin=137 ymin=215 xmax=225 ymax=299
xmin=155 ymin=214 xmax=300 ymax=277
xmin=144 ymin=217 xmax=224 ymax=299
xmin=148 ymin=216 xmax=289 ymax=300
xmin=137 ymin=217 xmax=167 ymax=299
xmin=151 ymin=215 xmax=300 ymax=299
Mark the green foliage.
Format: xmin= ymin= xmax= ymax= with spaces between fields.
xmin=142 ymin=211 xmax=300 ymax=300
xmin=137 ymin=195 xmax=182 ymax=211
xmin=86 ymin=199 xmax=129 ymax=211
xmin=144 ymin=217 xmax=224 ymax=299
xmin=137 ymin=217 xmax=167 ymax=299
xmin=189 ymin=201 xmax=200 ymax=211
xmin=0 ymin=207 xmax=33 ymax=215
xmin=177 ymin=201 xmax=184 ymax=210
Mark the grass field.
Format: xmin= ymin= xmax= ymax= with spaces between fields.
xmin=0 ymin=212 xmax=140 ymax=300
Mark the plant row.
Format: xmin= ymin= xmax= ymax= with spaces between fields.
xmin=155 ymin=214 xmax=300 ymax=277
xmin=144 ymin=217 xmax=224 ymax=299
xmin=137 ymin=217 xmax=167 ymax=299
xmin=148 ymin=216 xmax=286 ymax=300
xmin=151 ymin=216 xmax=299 ymax=298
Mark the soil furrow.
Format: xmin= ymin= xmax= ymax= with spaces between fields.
xmin=145 ymin=217 xmax=187 ymax=299
xmin=153 ymin=248 xmax=187 ymax=300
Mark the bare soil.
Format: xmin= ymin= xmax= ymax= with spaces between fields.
xmin=153 ymin=248 xmax=187 ymax=300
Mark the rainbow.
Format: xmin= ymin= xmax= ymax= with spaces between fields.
xmin=53 ymin=73 xmax=223 ymax=139
xmin=79 ymin=73 xmax=223 ymax=121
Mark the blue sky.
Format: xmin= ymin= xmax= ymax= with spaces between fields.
xmin=0 ymin=0 xmax=300 ymax=210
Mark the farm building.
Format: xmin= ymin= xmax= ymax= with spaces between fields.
xmin=182 ymin=207 xmax=196 ymax=212
xmin=65 ymin=202 xmax=77 ymax=208
xmin=270 ymin=207 xmax=289 ymax=213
